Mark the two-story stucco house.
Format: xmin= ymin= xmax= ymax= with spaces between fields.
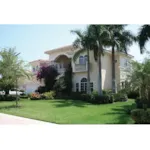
xmin=25 ymin=45 xmax=133 ymax=94
xmin=45 ymin=45 xmax=133 ymax=92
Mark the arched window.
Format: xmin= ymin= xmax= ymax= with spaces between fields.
xmin=81 ymin=78 xmax=87 ymax=92
xmin=79 ymin=56 xmax=84 ymax=64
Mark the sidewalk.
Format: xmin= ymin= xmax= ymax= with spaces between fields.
xmin=0 ymin=113 xmax=55 ymax=125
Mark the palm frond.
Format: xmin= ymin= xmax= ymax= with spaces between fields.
xmin=138 ymin=25 xmax=150 ymax=54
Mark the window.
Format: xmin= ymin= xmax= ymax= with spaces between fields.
xmin=90 ymin=82 xmax=94 ymax=92
xmin=80 ymin=78 xmax=87 ymax=92
xmin=79 ymin=56 xmax=84 ymax=64
xmin=76 ymin=83 xmax=79 ymax=92
xmin=84 ymin=55 xmax=88 ymax=64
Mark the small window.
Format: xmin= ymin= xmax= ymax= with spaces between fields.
xmin=84 ymin=55 xmax=88 ymax=64
xmin=76 ymin=83 xmax=79 ymax=92
xmin=79 ymin=56 xmax=84 ymax=64
xmin=90 ymin=82 xmax=93 ymax=92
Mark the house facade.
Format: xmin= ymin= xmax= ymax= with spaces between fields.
xmin=44 ymin=45 xmax=133 ymax=93
xmin=25 ymin=45 xmax=133 ymax=93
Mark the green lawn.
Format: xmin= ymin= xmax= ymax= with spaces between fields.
xmin=0 ymin=99 xmax=135 ymax=124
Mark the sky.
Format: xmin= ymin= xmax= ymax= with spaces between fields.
xmin=0 ymin=24 xmax=148 ymax=63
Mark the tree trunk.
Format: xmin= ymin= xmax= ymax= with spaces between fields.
xmin=16 ymin=78 xmax=18 ymax=107
xmin=4 ymin=89 xmax=9 ymax=96
xmin=87 ymin=49 xmax=91 ymax=94
xmin=98 ymin=49 xmax=102 ymax=96
xmin=112 ymin=46 xmax=117 ymax=93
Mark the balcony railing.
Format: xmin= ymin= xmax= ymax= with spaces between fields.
xmin=73 ymin=64 xmax=88 ymax=72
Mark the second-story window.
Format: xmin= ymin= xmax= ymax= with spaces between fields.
xmin=79 ymin=56 xmax=84 ymax=64
xmin=84 ymin=55 xmax=88 ymax=64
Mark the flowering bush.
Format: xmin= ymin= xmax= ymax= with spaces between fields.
xmin=30 ymin=93 xmax=41 ymax=100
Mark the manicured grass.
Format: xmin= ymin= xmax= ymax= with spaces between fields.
xmin=0 ymin=99 xmax=135 ymax=124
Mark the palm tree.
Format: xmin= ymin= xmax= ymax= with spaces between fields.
xmin=104 ymin=25 xmax=136 ymax=93
xmin=71 ymin=27 xmax=92 ymax=94
xmin=128 ymin=59 xmax=150 ymax=102
xmin=138 ymin=25 xmax=150 ymax=54
xmin=88 ymin=25 xmax=110 ymax=95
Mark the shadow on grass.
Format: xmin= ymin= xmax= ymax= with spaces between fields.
xmin=0 ymin=105 xmax=21 ymax=110
xmin=103 ymin=103 xmax=136 ymax=124
xmin=51 ymin=100 xmax=89 ymax=108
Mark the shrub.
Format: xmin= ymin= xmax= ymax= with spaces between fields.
xmin=43 ymin=91 xmax=56 ymax=100
xmin=124 ymin=104 xmax=136 ymax=115
xmin=131 ymin=109 xmax=150 ymax=124
xmin=135 ymin=98 xmax=143 ymax=108
xmin=27 ymin=93 xmax=31 ymax=98
xmin=81 ymin=94 xmax=91 ymax=102
xmin=90 ymin=91 xmax=113 ymax=104
xmin=30 ymin=93 xmax=41 ymax=100
xmin=135 ymin=98 xmax=150 ymax=109
xmin=20 ymin=95 xmax=28 ymax=99
xmin=0 ymin=95 xmax=5 ymax=101
xmin=70 ymin=92 xmax=83 ymax=100
xmin=69 ymin=91 xmax=114 ymax=104
xmin=103 ymin=90 xmax=112 ymax=95
xmin=0 ymin=95 xmax=19 ymax=101
xmin=127 ymin=91 xmax=139 ymax=99
xmin=113 ymin=93 xmax=128 ymax=102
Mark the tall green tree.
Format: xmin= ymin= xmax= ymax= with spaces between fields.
xmin=0 ymin=48 xmax=31 ymax=106
xmin=138 ymin=25 xmax=150 ymax=54
xmin=128 ymin=58 xmax=150 ymax=102
xmin=88 ymin=25 xmax=110 ymax=95
xmin=71 ymin=27 xmax=92 ymax=94
xmin=104 ymin=25 xmax=136 ymax=93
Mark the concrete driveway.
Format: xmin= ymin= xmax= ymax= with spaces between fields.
xmin=0 ymin=113 xmax=55 ymax=125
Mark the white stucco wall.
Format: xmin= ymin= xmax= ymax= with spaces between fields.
xmin=72 ymin=51 xmax=112 ymax=92
xmin=45 ymin=46 xmax=133 ymax=92
xmin=19 ymin=75 xmax=44 ymax=94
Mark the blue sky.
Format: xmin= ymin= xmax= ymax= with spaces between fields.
xmin=0 ymin=24 xmax=148 ymax=62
